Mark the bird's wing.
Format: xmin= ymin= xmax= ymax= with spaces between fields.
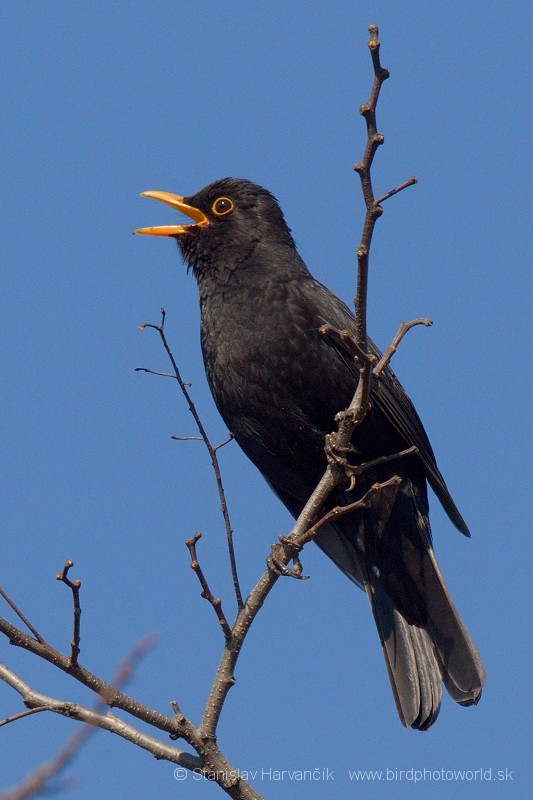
xmin=369 ymin=349 xmax=470 ymax=536
xmin=310 ymin=280 xmax=470 ymax=536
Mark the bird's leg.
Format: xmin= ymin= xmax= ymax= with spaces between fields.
xmin=267 ymin=537 xmax=308 ymax=580
xmin=326 ymin=434 xmax=418 ymax=489
xmin=324 ymin=433 xmax=361 ymax=467
xmin=324 ymin=433 xmax=362 ymax=491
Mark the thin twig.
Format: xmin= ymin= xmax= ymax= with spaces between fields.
xmin=185 ymin=533 xmax=232 ymax=640
xmin=213 ymin=434 xmax=235 ymax=452
xmin=374 ymin=176 xmax=418 ymax=206
xmin=373 ymin=318 xmax=433 ymax=376
xmin=139 ymin=309 xmax=243 ymax=609
xmin=55 ymin=560 xmax=81 ymax=668
xmin=353 ymin=25 xmax=417 ymax=353
xmin=318 ymin=323 xmax=373 ymax=366
xmin=171 ymin=434 xmax=233 ymax=447
xmin=300 ymin=476 xmax=402 ymax=545
xmin=353 ymin=25 xmax=390 ymax=349
xmin=134 ymin=367 xmax=178 ymax=379
xmin=0 ymin=587 xmax=46 ymax=645
xmin=0 ymin=706 xmax=48 ymax=729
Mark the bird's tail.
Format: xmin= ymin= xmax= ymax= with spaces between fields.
xmin=364 ymin=543 xmax=485 ymax=730
xmin=316 ymin=478 xmax=485 ymax=730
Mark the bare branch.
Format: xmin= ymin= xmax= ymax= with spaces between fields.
xmin=55 ymin=560 xmax=81 ymax=668
xmin=213 ymin=434 xmax=235 ymax=452
xmin=0 ymin=616 xmax=181 ymax=736
xmin=185 ymin=533 xmax=233 ymax=640
xmin=374 ymin=176 xmax=417 ymax=206
xmin=333 ymin=439 xmax=417 ymax=470
xmin=353 ymin=25 xmax=418 ymax=356
xmin=301 ymin=476 xmax=402 ymax=543
xmin=373 ymin=318 xmax=433 ymax=376
xmin=268 ymin=538 xmax=307 ymax=580
xmin=134 ymin=366 xmax=177 ymax=379
xmin=0 ymin=664 xmax=201 ymax=771
xmin=0 ymin=586 xmax=46 ymax=645
xmin=0 ymin=637 xmax=157 ymax=800
xmin=319 ymin=323 xmax=374 ymax=366
xmin=0 ymin=632 xmax=264 ymax=798
xmin=138 ymin=309 xmax=243 ymax=609
xmin=353 ymin=25 xmax=390 ymax=349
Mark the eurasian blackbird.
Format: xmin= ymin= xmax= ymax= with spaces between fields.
xmin=135 ymin=177 xmax=484 ymax=730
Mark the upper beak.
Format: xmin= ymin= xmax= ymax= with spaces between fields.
xmin=134 ymin=190 xmax=208 ymax=236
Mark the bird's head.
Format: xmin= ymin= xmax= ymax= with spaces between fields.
xmin=134 ymin=178 xmax=296 ymax=279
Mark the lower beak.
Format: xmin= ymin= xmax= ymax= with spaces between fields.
xmin=134 ymin=190 xmax=208 ymax=236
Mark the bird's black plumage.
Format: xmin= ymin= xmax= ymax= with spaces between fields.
xmin=137 ymin=177 xmax=485 ymax=729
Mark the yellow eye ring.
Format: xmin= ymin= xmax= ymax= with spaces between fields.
xmin=212 ymin=196 xmax=235 ymax=216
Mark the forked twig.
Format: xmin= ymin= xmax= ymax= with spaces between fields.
xmin=138 ymin=309 xmax=243 ymax=609
xmin=185 ymin=533 xmax=232 ymax=640
xmin=55 ymin=560 xmax=81 ymax=668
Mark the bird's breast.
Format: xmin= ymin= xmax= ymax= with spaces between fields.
xmin=198 ymin=278 xmax=355 ymax=443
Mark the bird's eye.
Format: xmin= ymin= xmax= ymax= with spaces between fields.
xmin=212 ymin=196 xmax=235 ymax=216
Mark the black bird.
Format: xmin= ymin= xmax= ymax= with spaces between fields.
xmin=135 ymin=178 xmax=484 ymax=730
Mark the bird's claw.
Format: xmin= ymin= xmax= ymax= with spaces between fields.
xmin=325 ymin=434 xmax=359 ymax=492
xmin=324 ymin=433 xmax=359 ymax=466
xmin=345 ymin=473 xmax=357 ymax=492
xmin=267 ymin=539 xmax=308 ymax=580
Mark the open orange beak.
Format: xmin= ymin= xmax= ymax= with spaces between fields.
xmin=134 ymin=190 xmax=208 ymax=236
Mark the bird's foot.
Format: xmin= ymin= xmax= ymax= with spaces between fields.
xmin=267 ymin=537 xmax=309 ymax=580
xmin=324 ymin=433 xmax=360 ymax=491
xmin=324 ymin=433 xmax=361 ymax=466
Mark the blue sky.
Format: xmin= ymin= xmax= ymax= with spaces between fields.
xmin=1 ymin=2 xmax=531 ymax=798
